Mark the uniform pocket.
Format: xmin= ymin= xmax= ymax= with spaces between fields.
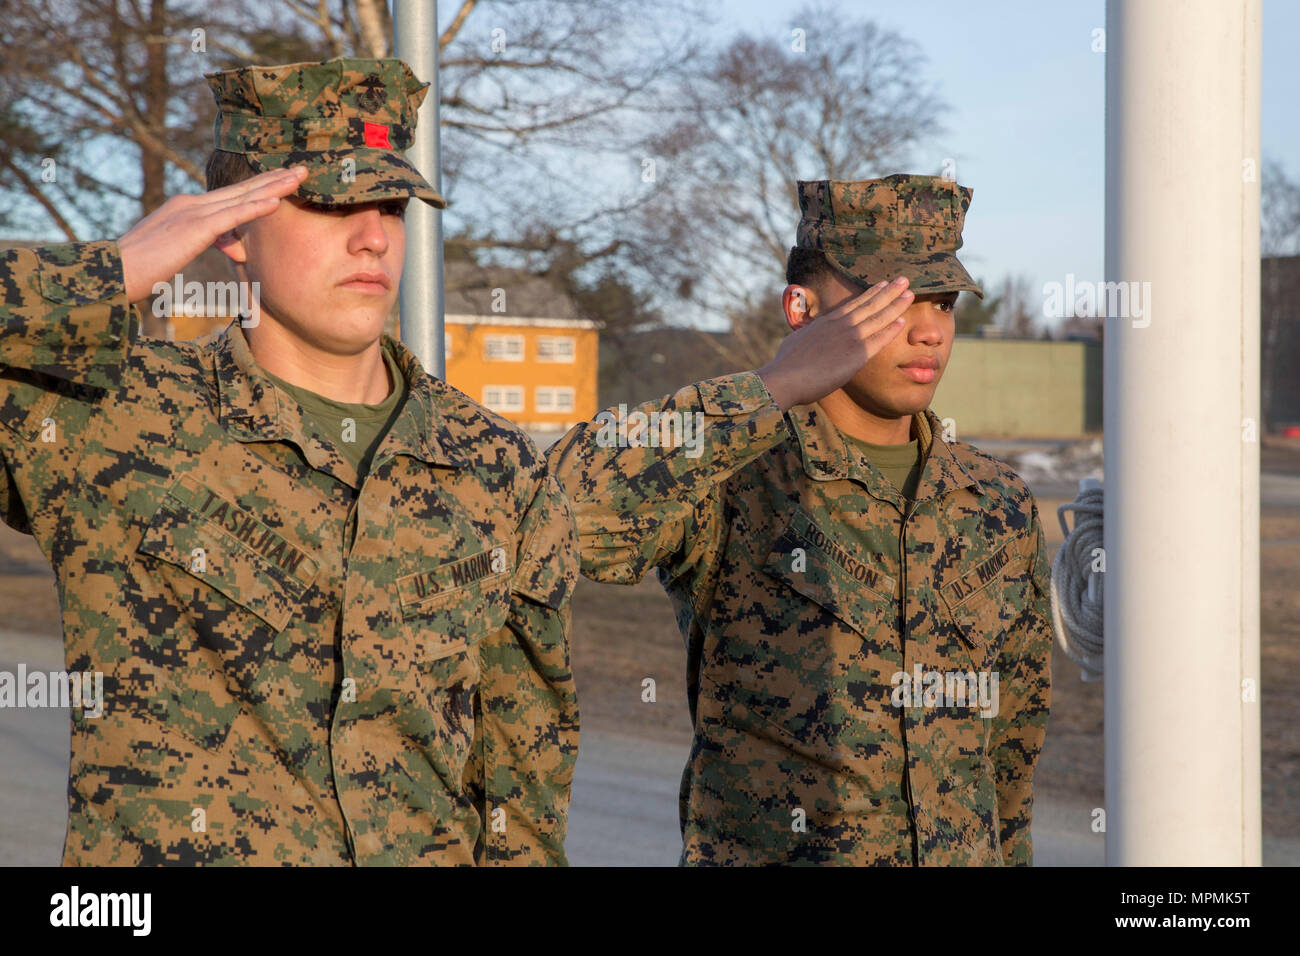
xmin=396 ymin=544 xmax=512 ymax=662
xmin=761 ymin=506 xmax=897 ymax=639
xmin=395 ymin=552 xmax=513 ymax=803
xmin=131 ymin=473 xmax=320 ymax=750
xmin=939 ymin=529 xmax=1033 ymax=674
xmin=137 ymin=476 xmax=318 ymax=630
xmin=0 ymin=373 xmax=61 ymax=442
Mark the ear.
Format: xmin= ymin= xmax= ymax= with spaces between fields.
xmin=782 ymin=284 xmax=817 ymax=331
xmin=212 ymin=225 xmax=249 ymax=265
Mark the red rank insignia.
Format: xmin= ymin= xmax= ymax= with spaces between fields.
xmin=363 ymin=122 xmax=392 ymax=149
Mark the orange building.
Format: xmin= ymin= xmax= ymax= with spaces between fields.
xmin=443 ymin=313 xmax=599 ymax=434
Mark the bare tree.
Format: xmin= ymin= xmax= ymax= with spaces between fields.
xmin=0 ymin=0 xmax=956 ymax=373
xmin=1262 ymin=160 xmax=1300 ymax=258
xmin=0 ymin=0 xmax=223 ymax=237
xmin=1261 ymin=160 xmax=1300 ymax=427
xmin=996 ymin=274 xmax=1037 ymax=338
xmin=0 ymin=0 xmax=703 ymax=281
xmin=616 ymin=3 xmax=948 ymax=369
xmin=1059 ymin=312 xmax=1103 ymax=341
xmin=352 ymin=0 xmax=393 ymax=58
xmin=431 ymin=0 xmax=704 ymax=283
xmin=954 ymin=279 xmax=1001 ymax=336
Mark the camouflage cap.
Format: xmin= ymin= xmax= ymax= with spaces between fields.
xmin=793 ymin=174 xmax=983 ymax=298
xmin=205 ymin=57 xmax=446 ymax=209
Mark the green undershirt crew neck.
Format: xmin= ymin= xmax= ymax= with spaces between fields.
xmin=842 ymin=432 xmax=924 ymax=502
xmin=261 ymin=346 xmax=407 ymax=479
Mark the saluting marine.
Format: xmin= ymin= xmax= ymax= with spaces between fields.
xmin=0 ymin=57 xmax=578 ymax=865
xmin=548 ymin=175 xmax=1053 ymax=865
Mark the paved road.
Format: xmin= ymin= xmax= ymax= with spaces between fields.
xmin=0 ymin=630 xmax=71 ymax=867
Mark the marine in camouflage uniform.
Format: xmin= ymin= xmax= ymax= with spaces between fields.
xmin=0 ymin=58 xmax=578 ymax=865
xmin=547 ymin=175 xmax=1053 ymax=865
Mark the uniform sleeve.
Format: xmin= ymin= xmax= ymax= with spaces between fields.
xmin=989 ymin=498 xmax=1054 ymax=866
xmin=0 ymin=241 xmax=134 ymax=529
xmin=544 ymin=371 xmax=790 ymax=585
xmin=474 ymin=470 xmax=580 ymax=866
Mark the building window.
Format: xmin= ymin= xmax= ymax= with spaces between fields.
xmin=535 ymin=386 xmax=575 ymax=413
xmin=483 ymin=334 xmax=525 ymax=362
xmin=483 ymin=386 xmax=525 ymax=413
xmin=536 ymin=335 xmax=576 ymax=363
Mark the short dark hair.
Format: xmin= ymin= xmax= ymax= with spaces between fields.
xmin=785 ymin=246 xmax=836 ymax=290
xmin=204 ymin=149 xmax=258 ymax=191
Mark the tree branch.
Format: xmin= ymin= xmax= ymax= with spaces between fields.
xmin=0 ymin=152 xmax=81 ymax=241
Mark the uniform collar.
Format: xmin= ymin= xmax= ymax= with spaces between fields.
xmin=370 ymin=332 xmax=462 ymax=470
xmin=785 ymin=402 xmax=984 ymax=505
xmin=213 ymin=321 xmax=461 ymax=479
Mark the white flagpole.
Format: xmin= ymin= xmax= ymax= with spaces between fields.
xmin=394 ymin=0 xmax=445 ymax=378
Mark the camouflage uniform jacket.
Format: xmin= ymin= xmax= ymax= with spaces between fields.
xmin=0 ymin=242 xmax=579 ymax=866
xmin=547 ymin=372 xmax=1052 ymax=865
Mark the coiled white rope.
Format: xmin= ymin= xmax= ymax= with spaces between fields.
xmin=1049 ymin=478 xmax=1105 ymax=682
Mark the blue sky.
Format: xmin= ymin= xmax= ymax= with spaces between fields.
xmin=712 ymin=0 xmax=1299 ymax=326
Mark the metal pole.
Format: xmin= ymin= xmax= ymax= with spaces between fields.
xmin=1103 ymin=0 xmax=1262 ymax=865
xmin=394 ymin=0 xmax=445 ymax=378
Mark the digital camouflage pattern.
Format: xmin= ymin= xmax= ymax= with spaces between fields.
xmin=207 ymin=57 xmax=447 ymax=208
xmin=0 ymin=242 xmax=578 ymax=865
xmin=547 ymin=374 xmax=1052 ymax=865
xmin=795 ymin=175 xmax=984 ymax=298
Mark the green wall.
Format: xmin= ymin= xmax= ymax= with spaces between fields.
xmin=931 ymin=337 xmax=1102 ymax=439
